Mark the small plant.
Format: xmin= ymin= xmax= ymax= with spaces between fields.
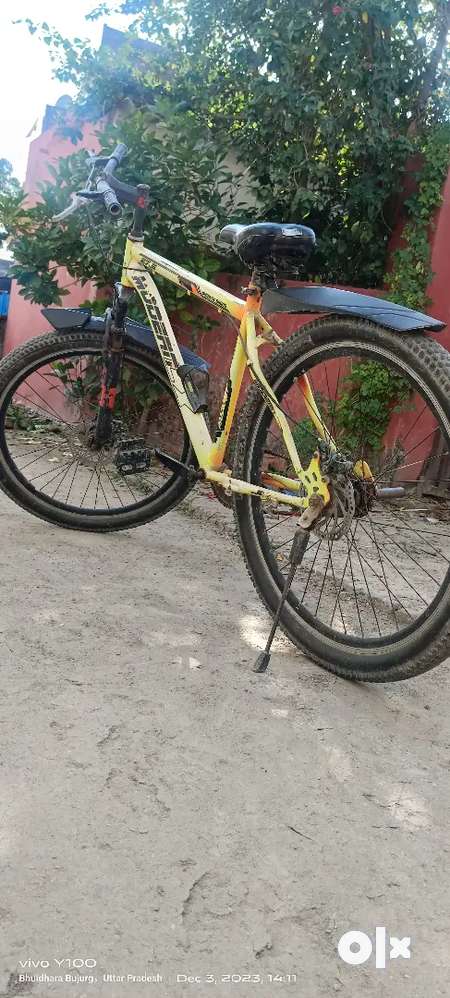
xmin=382 ymin=440 xmax=406 ymax=479
xmin=334 ymin=361 xmax=412 ymax=458
xmin=291 ymin=418 xmax=319 ymax=465
xmin=5 ymin=403 xmax=59 ymax=433
xmin=290 ymin=363 xmax=411 ymax=471
xmin=50 ymin=358 xmax=102 ymax=404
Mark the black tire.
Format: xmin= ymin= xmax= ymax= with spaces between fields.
xmin=233 ymin=317 xmax=450 ymax=682
xmin=0 ymin=330 xmax=194 ymax=531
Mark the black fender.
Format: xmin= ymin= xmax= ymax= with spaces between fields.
xmin=41 ymin=306 xmax=209 ymax=372
xmin=261 ymin=285 xmax=445 ymax=333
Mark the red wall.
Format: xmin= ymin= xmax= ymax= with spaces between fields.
xmin=175 ymin=273 xmax=376 ymax=421
xmin=428 ymin=168 xmax=450 ymax=346
xmin=387 ymin=155 xmax=450 ymax=346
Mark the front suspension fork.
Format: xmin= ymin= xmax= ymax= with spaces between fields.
xmin=93 ymin=286 xmax=130 ymax=448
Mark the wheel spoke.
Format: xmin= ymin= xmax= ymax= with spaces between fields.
xmin=254 ymin=340 xmax=449 ymax=645
xmin=3 ymin=347 xmax=189 ymax=518
xmin=366 ymin=514 xmax=400 ymax=630
xmin=346 ymin=533 xmax=365 ymax=637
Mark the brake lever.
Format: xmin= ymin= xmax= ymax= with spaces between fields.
xmin=52 ymin=194 xmax=86 ymax=222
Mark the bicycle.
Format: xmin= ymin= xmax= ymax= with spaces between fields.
xmin=1 ymin=141 xmax=449 ymax=681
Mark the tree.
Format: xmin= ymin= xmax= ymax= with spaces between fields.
xmin=97 ymin=0 xmax=449 ymax=286
xmin=7 ymin=1 xmax=450 ymax=304
xmin=0 ymin=160 xmax=22 ymax=245
xmin=0 ymin=160 xmax=20 ymax=197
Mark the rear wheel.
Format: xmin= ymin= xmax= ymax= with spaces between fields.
xmin=0 ymin=330 xmax=193 ymax=531
xmin=233 ymin=318 xmax=450 ymax=681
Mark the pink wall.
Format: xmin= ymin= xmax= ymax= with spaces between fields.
xmin=386 ymin=154 xmax=450 ymax=345
xmin=428 ymin=168 xmax=450 ymax=345
xmin=3 ymin=123 xmax=101 ymax=356
xmin=176 ymin=273 xmax=373 ymax=419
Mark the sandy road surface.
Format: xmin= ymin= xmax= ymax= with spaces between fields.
xmin=0 ymin=488 xmax=449 ymax=998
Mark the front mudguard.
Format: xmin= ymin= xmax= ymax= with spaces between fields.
xmin=41 ymin=306 xmax=209 ymax=372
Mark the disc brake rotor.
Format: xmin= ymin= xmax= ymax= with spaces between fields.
xmin=314 ymin=476 xmax=356 ymax=540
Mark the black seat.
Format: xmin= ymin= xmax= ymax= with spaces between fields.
xmin=218 ymin=221 xmax=316 ymax=273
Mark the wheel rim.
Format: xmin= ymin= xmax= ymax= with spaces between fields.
xmin=0 ymin=345 xmax=190 ymax=517
xmin=248 ymin=340 xmax=450 ymax=645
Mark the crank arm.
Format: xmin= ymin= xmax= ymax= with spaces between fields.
xmin=153 ymin=449 xmax=199 ymax=481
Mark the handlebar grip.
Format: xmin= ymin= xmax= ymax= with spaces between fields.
xmin=104 ymin=143 xmax=128 ymax=177
xmin=96 ymin=180 xmax=123 ymax=217
xmin=102 ymin=187 xmax=122 ymax=217
xmin=111 ymin=143 xmax=128 ymax=165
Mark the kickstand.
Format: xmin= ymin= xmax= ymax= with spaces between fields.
xmin=253 ymin=527 xmax=309 ymax=674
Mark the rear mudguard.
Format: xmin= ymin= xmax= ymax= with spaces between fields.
xmin=261 ymin=285 xmax=445 ymax=333
xmin=41 ymin=306 xmax=209 ymax=372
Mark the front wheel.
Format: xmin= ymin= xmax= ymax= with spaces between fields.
xmin=0 ymin=330 xmax=194 ymax=531
xmin=233 ymin=318 xmax=450 ymax=681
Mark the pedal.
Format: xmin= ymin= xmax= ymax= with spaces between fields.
xmin=114 ymin=437 xmax=152 ymax=475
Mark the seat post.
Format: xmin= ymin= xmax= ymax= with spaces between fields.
xmin=250 ymin=267 xmax=262 ymax=290
xmin=242 ymin=269 xmax=263 ymax=310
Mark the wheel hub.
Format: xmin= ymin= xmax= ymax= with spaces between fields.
xmin=310 ymin=444 xmax=377 ymax=538
xmin=314 ymin=475 xmax=356 ymax=540
xmin=353 ymin=477 xmax=377 ymax=517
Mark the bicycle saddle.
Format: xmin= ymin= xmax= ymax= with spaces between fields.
xmin=218 ymin=221 xmax=316 ymax=272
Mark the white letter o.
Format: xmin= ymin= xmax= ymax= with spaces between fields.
xmin=338 ymin=930 xmax=372 ymax=966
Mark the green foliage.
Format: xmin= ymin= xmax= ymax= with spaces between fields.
xmin=6 ymin=101 xmax=246 ymax=310
xmin=81 ymin=0 xmax=450 ymax=288
xmin=4 ymin=403 xmax=49 ymax=432
xmin=293 ymin=360 xmax=412 ymax=462
xmin=334 ymin=360 xmax=412 ymax=455
xmin=50 ymin=355 xmax=166 ymax=424
xmin=6 ymin=1 xmax=450 ymax=309
xmin=0 ymin=159 xmax=21 ymax=198
xmin=291 ymin=416 xmax=321 ymax=465
xmin=0 ymin=159 xmax=23 ymax=244
xmin=386 ymin=124 xmax=450 ymax=310
xmin=120 ymin=365 xmax=165 ymax=417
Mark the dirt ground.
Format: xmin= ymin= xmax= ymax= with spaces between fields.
xmin=0 ymin=485 xmax=449 ymax=998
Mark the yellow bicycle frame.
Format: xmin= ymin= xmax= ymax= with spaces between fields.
xmin=121 ymin=234 xmax=341 ymax=510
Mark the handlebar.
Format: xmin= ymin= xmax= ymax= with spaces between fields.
xmin=52 ymin=142 xmax=150 ymax=225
